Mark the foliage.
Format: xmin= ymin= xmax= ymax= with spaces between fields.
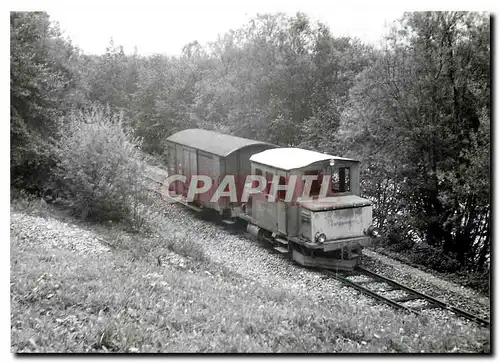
xmin=53 ymin=105 xmax=148 ymax=227
xmin=450 ymin=270 xmax=490 ymax=295
xmin=338 ymin=12 xmax=490 ymax=272
xmin=129 ymin=54 xmax=198 ymax=155
xmin=183 ymin=14 xmax=373 ymax=148
xmin=10 ymin=12 xmax=83 ymax=193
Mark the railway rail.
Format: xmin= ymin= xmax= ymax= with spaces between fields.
xmin=146 ymin=173 xmax=490 ymax=329
xmin=323 ymin=267 xmax=490 ymax=328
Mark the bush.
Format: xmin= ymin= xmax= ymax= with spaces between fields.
xmin=406 ymin=244 xmax=461 ymax=273
xmin=53 ymin=105 xmax=149 ymax=228
xmin=452 ymin=270 xmax=490 ymax=295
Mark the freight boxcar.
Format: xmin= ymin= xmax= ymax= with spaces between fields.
xmin=165 ymin=128 xmax=275 ymax=217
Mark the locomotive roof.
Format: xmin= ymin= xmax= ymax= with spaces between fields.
xmin=166 ymin=129 xmax=275 ymax=157
xmin=249 ymin=147 xmax=359 ymax=171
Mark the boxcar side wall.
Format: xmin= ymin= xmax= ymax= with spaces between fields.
xmin=167 ymin=143 xmax=176 ymax=178
xmin=175 ymin=144 xmax=185 ymax=195
xmin=197 ymin=151 xmax=221 ymax=212
xmin=184 ymin=146 xmax=197 ymax=195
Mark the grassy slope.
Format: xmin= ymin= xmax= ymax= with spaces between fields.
xmin=10 ymin=202 xmax=490 ymax=353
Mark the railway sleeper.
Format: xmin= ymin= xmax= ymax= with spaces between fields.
xmin=392 ymin=294 xmax=421 ymax=303
xmin=380 ymin=286 xmax=402 ymax=292
xmin=410 ymin=303 xmax=437 ymax=312
xmin=351 ymin=278 xmax=377 ymax=285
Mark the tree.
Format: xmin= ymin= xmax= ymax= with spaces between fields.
xmin=338 ymin=11 xmax=490 ymax=270
xmin=11 ymin=12 xmax=80 ymax=191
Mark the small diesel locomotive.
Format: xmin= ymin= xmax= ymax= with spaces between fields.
xmin=165 ymin=129 xmax=379 ymax=270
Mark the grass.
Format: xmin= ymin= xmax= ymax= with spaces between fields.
xmin=10 ymin=198 xmax=491 ymax=353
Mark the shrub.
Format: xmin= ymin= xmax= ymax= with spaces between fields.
xmin=452 ymin=269 xmax=490 ymax=295
xmin=406 ymin=244 xmax=461 ymax=273
xmin=53 ymin=104 xmax=149 ymax=228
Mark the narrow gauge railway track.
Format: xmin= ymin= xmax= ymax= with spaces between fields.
xmin=323 ymin=267 xmax=490 ymax=328
xmin=146 ymin=174 xmax=490 ymax=328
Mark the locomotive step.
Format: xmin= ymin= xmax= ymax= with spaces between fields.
xmin=273 ymin=246 xmax=289 ymax=254
xmin=222 ymin=219 xmax=235 ymax=225
xmin=275 ymin=237 xmax=289 ymax=245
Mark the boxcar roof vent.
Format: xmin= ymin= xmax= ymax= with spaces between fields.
xmin=166 ymin=129 xmax=275 ymax=157
xmin=250 ymin=147 xmax=359 ymax=171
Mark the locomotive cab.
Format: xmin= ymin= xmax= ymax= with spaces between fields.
xmin=247 ymin=148 xmax=377 ymax=270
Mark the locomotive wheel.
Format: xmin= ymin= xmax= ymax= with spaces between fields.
xmin=257 ymin=229 xmax=271 ymax=243
xmin=233 ymin=218 xmax=248 ymax=231
xmin=302 ymin=247 xmax=311 ymax=257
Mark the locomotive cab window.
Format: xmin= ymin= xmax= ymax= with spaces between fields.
xmin=332 ymin=167 xmax=350 ymax=193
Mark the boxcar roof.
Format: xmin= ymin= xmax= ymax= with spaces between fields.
xmin=166 ymin=129 xmax=275 ymax=157
xmin=250 ymin=147 xmax=359 ymax=171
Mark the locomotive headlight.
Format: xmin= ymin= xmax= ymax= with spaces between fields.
xmin=366 ymin=225 xmax=380 ymax=238
xmin=315 ymin=233 xmax=327 ymax=243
